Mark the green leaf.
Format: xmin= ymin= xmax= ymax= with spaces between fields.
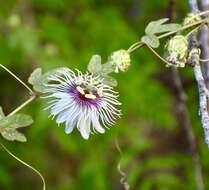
xmin=0 ymin=114 xmax=34 ymax=129
xmin=157 ymin=23 xmax=181 ymax=34
xmin=87 ymin=55 xmax=102 ymax=73
xmin=0 ymin=109 xmax=33 ymax=142
xmin=28 ymin=68 xmax=42 ymax=86
xmin=145 ymin=18 xmax=181 ymax=35
xmin=87 ymin=55 xmax=117 ymax=86
xmin=102 ymin=75 xmax=118 ymax=87
xmin=29 ymin=68 xmax=43 ymax=91
xmin=145 ymin=18 xmax=169 ymax=34
xmin=88 ymin=55 xmax=115 ymax=75
xmin=1 ymin=129 xmax=27 ymax=142
xmin=141 ymin=35 xmax=160 ymax=48
xmin=28 ymin=67 xmax=68 ymax=93
xmin=100 ymin=62 xmax=115 ymax=75
xmin=28 ymin=68 xmax=43 ymax=92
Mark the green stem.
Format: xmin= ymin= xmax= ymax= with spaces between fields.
xmin=0 ymin=143 xmax=46 ymax=190
xmin=127 ymin=42 xmax=143 ymax=53
xmin=145 ymin=44 xmax=171 ymax=65
xmin=185 ymin=25 xmax=201 ymax=38
xmin=128 ymin=10 xmax=209 ymax=53
xmin=0 ymin=64 xmax=34 ymax=94
xmin=128 ymin=43 xmax=144 ymax=53
xmin=157 ymin=19 xmax=203 ymax=39
xmin=7 ymin=95 xmax=36 ymax=117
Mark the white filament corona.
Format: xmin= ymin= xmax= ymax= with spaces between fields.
xmin=44 ymin=68 xmax=121 ymax=139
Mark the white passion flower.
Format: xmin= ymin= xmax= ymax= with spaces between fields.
xmin=44 ymin=68 xmax=121 ymax=139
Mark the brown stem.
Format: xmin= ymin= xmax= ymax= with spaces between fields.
xmin=168 ymin=1 xmax=205 ymax=190
xmin=188 ymin=0 xmax=206 ymax=189
xmin=199 ymin=0 xmax=209 ymax=89
xmin=173 ymin=67 xmax=205 ymax=190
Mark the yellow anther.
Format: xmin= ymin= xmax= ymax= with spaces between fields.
xmin=97 ymin=87 xmax=103 ymax=96
xmin=85 ymin=94 xmax=97 ymax=100
xmin=76 ymin=86 xmax=85 ymax=95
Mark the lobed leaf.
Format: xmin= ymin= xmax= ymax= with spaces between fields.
xmin=1 ymin=129 xmax=27 ymax=142
xmin=145 ymin=18 xmax=181 ymax=35
xmin=141 ymin=35 xmax=160 ymax=48
xmin=0 ymin=114 xmax=34 ymax=129
xmin=102 ymin=75 xmax=118 ymax=87
xmin=145 ymin=18 xmax=169 ymax=34
xmin=28 ymin=67 xmax=68 ymax=93
xmin=0 ymin=108 xmax=33 ymax=142
xmin=87 ymin=55 xmax=102 ymax=73
xmin=28 ymin=68 xmax=43 ymax=92
xmin=87 ymin=54 xmax=117 ymax=86
xmin=100 ymin=62 xmax=115 ymax=75
xmin=156 ymin=24 xmax=181 ymax=34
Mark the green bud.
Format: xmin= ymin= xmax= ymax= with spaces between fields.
xmin=165 ymin=35 xmax=188 ymax=68
xmin=109 ymin=49 xmax=131 ymax=73
xmin=183 ymin=13 xmax=201 ymax=26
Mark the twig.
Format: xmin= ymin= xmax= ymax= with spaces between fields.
xmin=173 ymin=66 xmax=205 ymax=190
xmin=192 ymin=49 xmax=209 ymax=147
xmin=199 ymin=0 xmax=209 ymax=87
xmin=189 ymin=0 xmax=209 ymax=146
xmin=188 ymin=1 xmax=208 ymax=190
xmin=167 ymin=2 xmax=205 ymax=190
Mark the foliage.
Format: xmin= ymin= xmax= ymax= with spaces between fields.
xmin=0 ymin=107 xmax=33 ymax=142
xmin=141 ymin=18 xmax=181 ymax=48
xmin=0 ymin=0 xmax=208 ymax=190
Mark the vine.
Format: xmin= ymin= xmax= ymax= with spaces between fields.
xmin=1 ymin=8 xmax=209 ymax=190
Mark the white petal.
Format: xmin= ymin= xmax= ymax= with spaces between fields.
xmin=56 ymin=110 xmax=70 ymax=124
xmin=91 ymin=112 xmax=105 ymax=133
xmin=51 ymin=99 xmax=73 ymax=116
xmin=52 ymin=92 xmax=70 ymax=99
xmin=77 ymin=116 xmax=90 ymax=139
xmin=65 ymin=118 xmax=76 ymax=134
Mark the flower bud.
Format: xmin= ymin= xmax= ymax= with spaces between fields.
xmin=109 ymin=49 xmax=131 ymax=73
xmin=165 ymin=35 xmax=188 ymax=68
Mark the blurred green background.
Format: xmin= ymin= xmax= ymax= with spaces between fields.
xmin=0 ymin=0 xmax=208 ymax=189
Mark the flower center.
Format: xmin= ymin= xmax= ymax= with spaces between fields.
xmin=76 ymin=86 xmax=97 ymax=100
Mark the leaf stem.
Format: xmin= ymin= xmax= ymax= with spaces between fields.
xmin=7 ymin=95 xmax=36 ymax=117
xmin=0 ymin=64 xmax=34 ymax=94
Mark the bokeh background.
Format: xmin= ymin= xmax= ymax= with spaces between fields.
xmin=0 ymin=0 xmax=208 ymax=189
